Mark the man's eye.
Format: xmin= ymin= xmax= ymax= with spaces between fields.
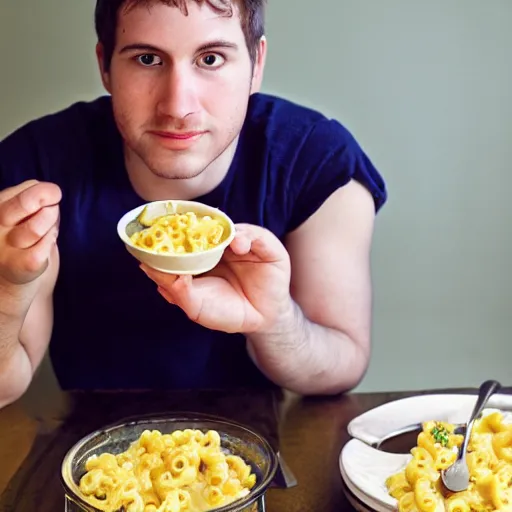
xmin=136 ymin=54 xmax=163 ymax=67
xmin=198 ymin=53 xmax=225 ymax=69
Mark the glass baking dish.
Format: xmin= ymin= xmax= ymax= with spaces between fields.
xmin=61 ymin=413 xmax=277 ymax=512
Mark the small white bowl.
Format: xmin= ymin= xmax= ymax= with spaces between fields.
xmin=117 ymin=200 xmax=236 ymax=275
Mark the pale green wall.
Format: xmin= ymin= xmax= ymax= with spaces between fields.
xmin=1 ymin=1 xmax=511 ymax=394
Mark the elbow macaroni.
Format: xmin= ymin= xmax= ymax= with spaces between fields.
xmin=386 ymin=412 xmax=512 ymax=512
xmin=79 ymin=429 xmax=257 ymax=512
xmin=130 ymin=208 xmax=227 ymax=255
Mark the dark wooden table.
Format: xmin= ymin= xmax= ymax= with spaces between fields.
xmin=0 ymin=385 xmax=493 ymax=512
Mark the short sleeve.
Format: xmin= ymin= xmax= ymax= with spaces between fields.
xmin=286 ymin=118 xmax=387 ymax=232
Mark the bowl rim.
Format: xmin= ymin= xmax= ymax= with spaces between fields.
xmin=116 ymin=199 xmax=236 ymax=259
xmin=60 ymin=411 xmax=279 ymax=512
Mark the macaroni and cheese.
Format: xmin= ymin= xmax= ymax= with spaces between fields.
xmin=130 ymin=208 xmax=228 ymax=255
xmin=79 ymin=428 xmax=257 ymax=512
xmin=386 ymin=411 xmax=512 ymax=512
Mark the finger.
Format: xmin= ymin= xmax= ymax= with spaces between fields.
xmin=146 ymin=268 xmax=196 ymax=312
xmin=145 ymin=269 xmax=194 ymax=308
xmin=169 ymin=275 xmax=204 ymax=316
xmin=17 ymin=225 xmax=59 ymax=278
xmin=0 ymin=179 xmax=40 ymax=202
xmin=157 ymin=286 xmax=176 ymax=305
xmin=0 ymin=182 xmax=62 ymax=227
xmin=7 ymin=205 xmax=60 ymax=249
xmin=229 ymin=232 xmax=251 ymax=255
xmin=140 ymin=264 xmax=180 ymax=290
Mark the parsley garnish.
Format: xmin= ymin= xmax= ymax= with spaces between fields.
xmin=430 ymin=424 xmax=450 ymax=447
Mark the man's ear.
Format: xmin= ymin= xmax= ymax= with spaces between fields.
xmin=96 ymin=42 xmax=112 ymax=93
xmin=250 ymin=36 xmax=267 ymax=94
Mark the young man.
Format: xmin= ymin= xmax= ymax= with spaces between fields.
xmin=0 ymin=0 xmax=387 ymax=408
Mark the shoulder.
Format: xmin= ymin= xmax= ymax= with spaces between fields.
xmin=243 ymin=93 xmax=387 ymax=231
xmin=244 ymin=93 xmax=366 ymax=167
xmin=245 ymin=92 xmax=354 ymax=142
xmin=1 ymin=95 xmax=113 ymax=147
xmin=246 ymin=92 xmax=328 ymax=126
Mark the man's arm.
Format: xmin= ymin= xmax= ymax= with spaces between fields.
xmin=245 ymin=179 xmax=376 ymax=395
xmin=0 ymin=180 xmax=61 ymax=410
xmin=141 ymin=178 xmax=378 ymax=395
xmin=0 ymin=246 xmax=58 ymax=408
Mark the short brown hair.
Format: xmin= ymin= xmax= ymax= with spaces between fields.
xmin=95 ymin=0 xmax=266 ymax=72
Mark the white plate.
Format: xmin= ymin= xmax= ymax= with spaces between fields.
xmin=339 ymin=392 xmax=512 ymax=512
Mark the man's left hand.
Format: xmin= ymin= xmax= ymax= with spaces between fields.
xmin=140 ymin=224 xmax=292 ymax=334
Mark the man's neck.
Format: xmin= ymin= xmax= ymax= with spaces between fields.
xmin=125 ymin=137 xmax=239 ymax=202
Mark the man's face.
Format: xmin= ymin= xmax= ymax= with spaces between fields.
xmin=97 ymin=1 xmax=265 ymax=180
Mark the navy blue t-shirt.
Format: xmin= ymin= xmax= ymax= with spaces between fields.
xmin=0 ymin=92 xmax=387 ymax=391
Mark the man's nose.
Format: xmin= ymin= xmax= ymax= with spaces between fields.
xmin=156 ymin=66 xmax=200 ymax=120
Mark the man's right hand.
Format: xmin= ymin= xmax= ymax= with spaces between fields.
xmin=0 ymin=180 xmax=61 ymax=286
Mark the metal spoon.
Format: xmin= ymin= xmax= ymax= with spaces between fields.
xmin=125 ymin=218 xmax=146 ymax=237
xmin=441 ymin=379 xmax=502 ymax=492
xmin=371 ymin=423 xmax=466 ymax=450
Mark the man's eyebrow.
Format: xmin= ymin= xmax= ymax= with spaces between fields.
xmin=196 ymin=40 xmax=239 ymax=52
xmin=119 ymin=43 xmax=164 ymax=54
xmin=118 ymin=40 xmax=239 ymax=54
